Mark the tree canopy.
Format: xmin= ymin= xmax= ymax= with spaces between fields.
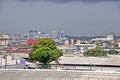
xmin=108 ymin=50 xmax=118 ymax=55
xmin=84 ymin=46 xmax=108 ymax=57
xmin=29 ymin=38 xmax=63 ymax=64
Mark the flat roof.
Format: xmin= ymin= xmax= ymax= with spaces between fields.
xmin=51 ymin=56 xmax=120 ymax=66
xmin=75 ymin=44 xmax=95 ymax=46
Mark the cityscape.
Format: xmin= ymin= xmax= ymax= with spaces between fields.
xmin=0 ymin=0 xmax=120 ymax=80
xmin=0 ymin=30 xmax=120 ymax=53
xmin=0 ymin=31 xmax=120 ymax=63
xmin=0 ymin=30 xmax=120 ymax=79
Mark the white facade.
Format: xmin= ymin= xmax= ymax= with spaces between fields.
xmin=118 ymin=43 xmax=120 ymax=48
xmin=70 ymin=39 xmax=74 ymax=45
xmin=107 ymin=34 xmax=114 ymax=41
xmin=74 ymin=44 xmax=96 ymax=53
xmin=76 ymin=40 xmax=81 ymax=44
xmin=91 ymin=38 xmax=107 ymax=41
xmin=91 ymin=34 xmax=114 ymax=41
xmin=0 ymin=34 xmax=9 ymax=46
xmin=57 ymin=45 xmax=74 ymax=53
xmin=64 ymin=40 xmax=69 ymax=45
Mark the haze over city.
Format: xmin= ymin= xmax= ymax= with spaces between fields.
xmin=1 ymin=1 xmax=120 ymax=79
xmin=0 ymin=0 xmax=120 ymax=36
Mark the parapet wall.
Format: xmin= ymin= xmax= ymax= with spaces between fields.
xmin=0 ymin=70 xmax=120 ymax=80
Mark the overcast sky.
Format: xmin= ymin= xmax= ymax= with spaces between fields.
xmin=0 ymin=0 xmax=120 ymax=36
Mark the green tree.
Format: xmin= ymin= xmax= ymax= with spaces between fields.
xmin=108 ymin=50 xmax=118 ymax=55
xmin=84 ymin=46 xmax=108 ymax=57
xmin=29 ymin=38 xmax=63 ymax=64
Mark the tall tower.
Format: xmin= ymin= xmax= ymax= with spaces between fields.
xmin=58 ymin=30 xmax=64 ymax=40
xmin=60 ymin=30 xmax=64 ymax=38
xmin=51 ymin=31 xmax=57 ymax=40
xmin=28 ymin=30 xmax=37 ymax=39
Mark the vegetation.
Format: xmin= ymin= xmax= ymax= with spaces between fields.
xmin=108 ymin=49 xmax=118 ymax=55
xmin=29 ymin=38 xmax=63 ymax=64
xmin=6 ymin=50 xmax=11 ymax=54
xmin=19 ymin=44 xmax=31 ymax=48
xmin=84 ymin=46 xmax=108 ymax=57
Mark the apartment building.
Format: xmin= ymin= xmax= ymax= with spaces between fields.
xmin=0 ymin=33 xmax=9 ymax=47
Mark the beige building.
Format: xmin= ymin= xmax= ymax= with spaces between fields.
xmin=0 ymin=33 xmax=9 ymax=47
xmin=76 ymin=40 xmax=81 ymax=44
xmin=57 ymin=45 xmax=74 ymax=54
xmin=64 ymin=40 xmax=69 ymax=45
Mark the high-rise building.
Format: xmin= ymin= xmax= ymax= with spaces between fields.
xmin=50 ymin=31 xmax=57 ymax=40
xmin=58 ymin=30 xmax=65 ymax=40
xmin=28 ymin=30 xmax=38 ymax=39
xmin=60 ymin=30 xmax=64 ymax=38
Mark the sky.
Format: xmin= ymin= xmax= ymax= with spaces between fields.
xmin=0 ymin=0 xmax=120 ymax=36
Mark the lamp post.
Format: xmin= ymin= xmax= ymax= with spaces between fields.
xmin=5 ymin=55 xmax=7 ymax=69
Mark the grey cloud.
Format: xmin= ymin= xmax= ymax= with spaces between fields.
xmin=0 ymin=0 xmax=3 ymax=4
xmin=17 ymin=0 xmax=119 ymax=3
xmin=0 ymin=0 xmax=3 ymax=11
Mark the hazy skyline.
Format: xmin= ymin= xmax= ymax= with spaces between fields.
xmin=0 ymin=0 xmax=120 ymax=36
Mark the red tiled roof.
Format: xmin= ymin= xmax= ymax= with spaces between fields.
xmin=27 ymin=38 xmax=37 ymax=45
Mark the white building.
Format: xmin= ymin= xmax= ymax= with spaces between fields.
xmin=76 ymin=40 xmax=81 ymax=44
xmin=64 ymin=40 xmax=69 ymax=45
xmin=91 ymin=38 xmax=107 ymax=41
xmin=74 ymin=44 xmax=96 ymax=53
xmin=118 ymin=43 xmax=120 ymax=48
xmin=106 ymin=34 xmax=114 ymax=41
xmin=91 ymin=34 xmax=114 ymax=41
xmin=0 ymin=33 xmax=9 ymax=46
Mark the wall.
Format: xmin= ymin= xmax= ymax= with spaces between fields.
xmin=0 ymin=70 xmax=120 ymax=80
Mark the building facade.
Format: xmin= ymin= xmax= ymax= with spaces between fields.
xmin=0 ymin=33 xmax=9 ymax=47
xmin=74 ymin=44 xmax=96 ymax=54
